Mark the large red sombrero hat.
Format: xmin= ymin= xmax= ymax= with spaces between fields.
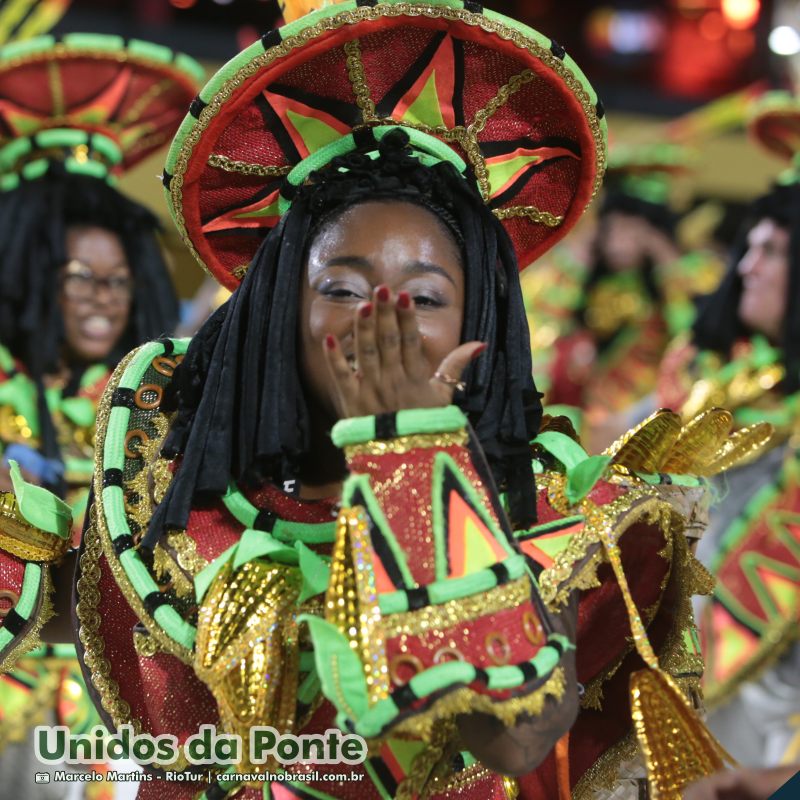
xmin=164 ymin=0 xmax=607 ymax=290
xmin=0 ymin=33 xmax=204 ymax=190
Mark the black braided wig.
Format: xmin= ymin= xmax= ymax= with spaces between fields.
xmin=0 ymin=168 xmax=180 ymax=493
xmin=146 ymin=129 xmax=543 ymax=547
xmin=692 ymin=182 xmax=800 ymax=393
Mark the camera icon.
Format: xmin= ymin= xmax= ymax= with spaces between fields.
xmin=34 ymin=773 xmax=51 ymax=784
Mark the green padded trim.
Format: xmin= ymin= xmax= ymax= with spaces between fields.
xmin=221 ymin=485 xmax=336 ymax=543
xmin=62 ymin=33 xmax=125 ymax=51
xmin=533 ymin=431 xmax=587 ymax=470
xmin=66 ymin=159 xmax=108 ymax=180
xmin=636 ymin=472 xmax=704 ymax=488
xmin=128 ymin=39 xmax=173 ymax=65
xmin=352 ymin=632 xmax=572 ymax=738
xmin=0 ymin=174 xmax=19 ymax=191
xmin=21 ymin=159 xmax=48 ymax=180
xmin=515 ymin=514 xmax=584 ymax=538
xmin=378 ymin=553 xmax=526 ymax=614
xmin=0 ymin=138 xmax=31 ymax=170
xmin=0 ymin=345 xmax=15 ymax=374
xmin=332 ymin=406 xmax=467 ymax=447
xmin=0 ymin=36 xmax=56 ymax=60
xmin=175 ymin=53 xmax=206 ymax=85
xmin=100 ymin=339 xmax=197 ymax=650
xmin=16 ymin=563 xmax=42 ymax=619
xmin=9 ymin=461 xmax=72 ymax=539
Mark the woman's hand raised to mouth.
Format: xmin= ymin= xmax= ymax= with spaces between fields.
xmin=323 ymin=284 xmax=485 ymax=419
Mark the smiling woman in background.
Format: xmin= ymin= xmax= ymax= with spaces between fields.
xmin=0 ymin=33 xmax=201 ymax=797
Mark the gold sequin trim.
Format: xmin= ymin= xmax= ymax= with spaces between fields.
xmin=383 ymin=575 xmax=530 ymax=638
xmin=165 ymin=530 xmax=208 ymax=577
xmin=132 ymin=630 xmax=160 ymax=658
xmin=0 ymin=492 xmax=70 ymax=563
xmin=207 ymin=153 xmax=293 ymax=178
xmin=344 ymin=430 xmax=468 ymax=458
xmin=390 ymin=665 xmax=566 ymax=742
xmin=327 ymin=507 xmax=391 ymax=704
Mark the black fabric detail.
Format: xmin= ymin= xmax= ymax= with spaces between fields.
xmin=519 ymin=661 xmax=539 ymax=682
xmin=473 ymin=667 xmax=489 ymax=684
xmin=452 ymin=39 xmax=466 ymax=128
xmin=3 ymin=609 xmax=26 ymax=636
xmin=254 ymin=508 xmax=277 ymax=532
xmin=392 ymin=683 xmax=418 ymax=708
xmin=111 ymin=387 xmax=136 ymax=409
xmin=377 ymin=32 xmax=448 ymax=117
xmin=464 ymin=0 xmax=483 ymax=12
xmin=548 ymin=637 xmax=565 ymax=656
xmin=189 ymin=96 xmax=207 ymax=119
xmin=204 ymin=783 xmax=228 ymax=800
xmin=158 ymin=337 xmax=175 ymax=355
xmin=112 ymin=535 xmax=136 ymax=556
xmin=103 ymin=468 xmax=123 ymax=488
xmin=143 ymin=591 xmax=174 ymax=615
xmin=280 ymin=181 xmax=298 ymax=202
xmin=161 ymin=171 xmax=172 ymax=190
xmin=260 ymin=29 xmax=282 ymax=50
xmin=596 ymin=99 xmax=606 ymax=119
xmin=352 ymin=126 xmax=377 ymax=151
xmin=489 ymin=561 xmax=510 ymax=584
xmin=368 ymin=757 xmax=398 ymax=796
xmin=406 ymin=586 xmax=430 ymax=611
xmin=356 ymin=0 xmax=379 ymax=6
xmin=255 ymin=93 xmax=302 ymax=164
xmin=550 ymin=39 xmax=566 ymax=60
xmin=523 ymin=554 xmax=545 ymax=579
xmin=480 ymin=135 xmax=579 ymax=159
xmin=268 ymin=83 xmax=360 ymax=127
xmin=374 ymin=412 xmax=397 ymax=440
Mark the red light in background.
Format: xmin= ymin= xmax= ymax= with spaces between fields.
xmin=721 ymin=0 xmax=760 ymax=29
xmin=169 ymin=0 xmax=197 ymax=8
xmin=699 ymin=10 xmax=727 ymax=39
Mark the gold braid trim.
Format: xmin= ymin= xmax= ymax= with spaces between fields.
xmin=343 ymin=39 xmax=377 ymax=122
xmin=386 ymin=665 xmax=566 ymax=742
xmin=76 ymin=505 xmax=192 ymax=771
xmin=0 ymin=565 xmax=54 ymax=674
xmin=207 ymin=153 xmax=292 ymax=178
xmin=383 ymin=576 xmax=531 ymax=638
xmin=343 ymin=430 xmax=468 ymax=458
xmin=492 ymin=205 xmax=564 ymax=227
xmin=168 ymin=3 xmax=606 ymax=283
xmin=0 ymin=492 xmax=70 ymax=562
xmin=572 ymin=733 xmax=641 ymax=800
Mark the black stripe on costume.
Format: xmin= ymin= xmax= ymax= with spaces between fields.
xmin=452 ymin=38 xmax=466 ymax=128
xmin=392 ymin=683 xmax=417 ymax=708
xmin=406 ymin=586 xmax=430 ymax=611
xmin=548 ymin=638 xmax=566 ymax=657
xmin=157 ymin=337 xmax=175 ymax=356
xmin=204 ymin=783 xmax=229 ymax=800
xmin=356 ymin=0 xmax=378 ymax=6
xmin=374 ymin=413 xmax=397 ymax=440
xmin=260 ymin=29 xmax=282 ymax=51
xmin=3 ymin=609 xmax=26 ymax=636
xmin=596 ymin=99 xmax=606 ymax=119
xmin=103 ymin=469 xmax=123 ymax=488
xmin=111 ymin=387 xmax=136 ymax=410
xmin=189 ymin=96 xmax=208 ymax=119
xmin=161 ymin=171 xmax=172 ymax=190
xmin=254 ymin=509 xmax=277 ymax=532
xmin=112 ymin=535 xmax=136 ymax=556
xmin=464 ymin=1 xmax=483 ymax=12
xmin=143 ymin=592 xmax=176 ymax=615
xmin=255 ymin=93 xmax=302 ymax=164
xmin=518 ymin=661 xmax=539 ymax=682
xmin=352 ymin=126 xmax=378 ymax=151
xmin=550 ymin=39 xmax=566 ymax=60
xmin=489 ymin=561 xmax=510 ymax=584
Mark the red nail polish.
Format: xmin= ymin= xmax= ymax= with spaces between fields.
xmin=325 ymin=334 xmax=336 ymax=350
xmin=397 ymin=292 xmax=411 ymax=309
xmin=359 ymin=303 xmax=373 ymax=318
xmin=376 ymin=285 xmax=390 ymax=302
xmin=471 ymin=343 xmax=488 ymax=360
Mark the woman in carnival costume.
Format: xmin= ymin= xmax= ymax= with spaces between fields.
xmin=0 ymin=3 xmax=768 ymax=799
xmin=532 ymin=144 xmax=721 ymax=445
xmin=0 ymin=32 xmax=202 ymax=795
xmin=657 ymin=92 xmax=800 ymax=768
